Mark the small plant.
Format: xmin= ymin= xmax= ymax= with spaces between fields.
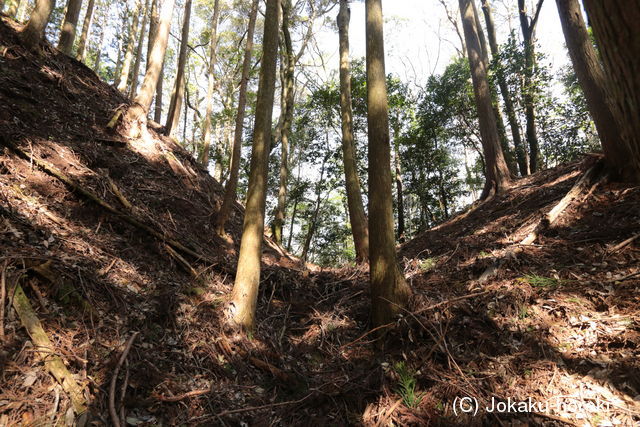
xmin=393 ymin=362 xmax=424 ymax=408
xmin=519 ymin=274 xmax=564 ymax=288
xmin=518 ymin=305 xmax=529 ymax=319
xmin=418 ymin=257 xmax=438 ymax=272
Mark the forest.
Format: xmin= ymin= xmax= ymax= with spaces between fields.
xmin=0 ymin=0 xmax=638 ymax=425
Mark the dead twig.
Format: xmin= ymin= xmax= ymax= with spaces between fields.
xmin=414 ymin=290 xmax=490 ymax=315
xmin=1 ymin=261 xmax=6 ymax=342
xmin=109 ymin=332 xmax=139 ymax=427
xmin=216 ymin=393 xmax=314 ymax=417
xmin=153 ymin=388 xmax=211 ymax=402
xmin=339 ymin=322 xmax=395 ymax=350
xmin=608 ymin=233 xmax=640 ymax=254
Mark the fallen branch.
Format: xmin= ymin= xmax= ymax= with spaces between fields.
xmin=105 ymin=175 xmax=133 ymax=210
xmin=109 ymin=332 xmax=139 ymax=427
xmin=0 ymin=136 xmax=213 ymax=264
xmin=0 ymin=261 xmax=6 ymax=342
xmin=608 ymin=233 xmax=640 ymax=254
xmin=339 ymin=322 xmax=395 ymax=350
xmin=11 ymin=283 xmax=87 ymax=415
xmin=216 ymin=393 xmax=313 ymax=417
xmin=164 ymin=244 xmax=198 ymax=278
xmin=414 ymin=290 xmax=490 ymax=315
xmin=153 ymin=388 xmax=210 ymax=402
xmin=520 ymin=164 xmax=603 ymax=245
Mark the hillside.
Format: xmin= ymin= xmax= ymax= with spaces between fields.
xmin=1 ymin=16 xmax=640 ymax=426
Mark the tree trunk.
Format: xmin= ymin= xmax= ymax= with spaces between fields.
xmin=215 ymin=0 xmax=259 ymax=235
xmin=165 ymin=0 xmax=192 ymax=136
xmin=146 ymin=0 xmax=163 ymax=123
xmin=581 ymin=0 xmax=640 ymax=182
xmin=301 ymin=155 xmax=327 ymax=262
xmin=229 ymin=0 xmax=280 ymax=331
xmin=75 ymin=0 xmax=95 ymax=61
xmin=481 ymin=0 xmax=529 ymax=176
xmin=365 ymin=0 xmax=411 ymax=330
xmin=117 ymin=1 xmax=142 ymax=93
xmin=124 ymin=0 xmax=175 ymax=137
xmin=272 ymin=0 xmax=295 ymax=246
xmin=338 ymin=0 xmax=370 ymax=262
xmin=393 ymin=135 xmax=405 ymax=242
xmin=57 ymin=0 xmax=83 ymax=55
xmin=200 ymin=0 xmax=221 ymax=166
xmin=460 ymin=0 xmax=511 ymax=199
xmin=92 ymin=11 xmax=105 ymax=72
xmin=518 ymin=0 xmax=543 ymax=173
xmin=20 ymin=0 xmax=55 ymax=50
xmin=128 ymin=0 xmax=150 ymax=99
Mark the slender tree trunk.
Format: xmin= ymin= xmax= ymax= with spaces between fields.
xmin=229 ymin=0 xmax=280 ymax=331
xmin=518 ymin=0 xmax=543 ymax=173
xmin=128 ymin=0 xmax=150 ymax=99
xmin=481 ymin=0 xmax=529 ymax=176
xmin=393 ymin=135 xmax=405 ymax=242
xmin=20 ymin=0 xmax=55 ymax=50
xmin=117 ymin=1 xmax=142 ymax=93
xmin=215 ymin=0 xmax=259 ymax=235
xmin=124 ymin=0 xmax=175 ymax=137
xmin=146 ymin=0 xmax=164 ymax=123
xmin=165 ymin=0 xmax=192 ymax=136
xmin=338 ymin=0 xmax=370 ymax=262
xmin=365 ymin=0 xmax=411 ymax=330
xmin=580 ymin=1 xmax=640 ymax=182
xmin=92 ymin=12 xmax=105 ymax=72
xmin=76 ymin=0 xmax=95 ymax=61
xmin=301 ymin=154 xmax=328 ymax=262
xmin=200 ymin=0 xmax=221 ymax=166
xmin=58 ymin=0 xmax=83 ymax=55
xmin=460 ymin=0 xmax=511 ymax=199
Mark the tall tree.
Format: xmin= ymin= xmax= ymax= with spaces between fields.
xmin=215 ymin=0 xmax=259 ymax=235
xmin=555 ymin=0 xmax=625 ymax=179
xmin=124 ymin=0 xmax=175 ymax=137
xmin=459 ymin=0 xmax=511 ymax=198
xmin=200 ymin=0 xmax=221 ymax=166
xmin=481 ymin=0 xmax=529 ymax=176
xmin=337 ymin=0 xmax=369 ymax=262
xmin=20 ymin=0 xmax=55 ymax=50
xmin=365 ymin=0 xmax=411 ymax=329
xmin=165 ymin=0 xmax=192 ymax=136
xmin=75 ymin=0 xmax=95 ymax=61
xmin=582 ymin=0 xmax=640 ymax=182
xmin=518 ymin=0 xmax=544 ymax=173
xmin=57 ymin=0 xmax=83 ymax=55
xmin=117 ymin=0 xmax=142 ymax=93
xmin=128 ymin=0 xmax=151 ymax=99
xmin=229 ymin=0 xmax=280 ymax=331
xmin=146 ymin=0 xmax=163 ymax=123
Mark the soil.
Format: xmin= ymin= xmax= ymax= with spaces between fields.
xmin=1 ymin=16 xmax=639 ymax=427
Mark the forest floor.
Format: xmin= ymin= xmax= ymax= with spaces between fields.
xmin=1 ymin=16 xmax=639 ymax=427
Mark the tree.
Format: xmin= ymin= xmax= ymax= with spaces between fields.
xmin=146 ymin=0 xmax=163 ymax=123
xmin=365 ymin=0 xmax=411 ymax=330
xmin=518 ymin=0 xmax=544 ymax=173
xmin=116 ymin=0 xmax=143 ymax=93
xmin=20 ymin=0 xmax=56 ymax=50
xmin=459 ymin=0 xmax=511 ymax=198
xmin=57 ymin=0 xmax=83 ymax=55
xmin=481 ymin=0 xmax=528 ymax=176
xmin=229 ymin=0 xmax=280 ymax=331
xmin=75 ymin=0 xmax=95 ymax=61
xmin=581 ymin=0 xmax=640 ymax=182
xmin=123 ymin=0 xmax=175 ymax=138
xmin=165 ymin=0 xmax=192 ymax=136
xmin=215 ymin=0 xmax=259 ymax=235
xmin=337 ymin=0 xmax=369 ymax=262
xmin=128 ymin=0 xmax=151 ymax=99
xmin=200 ymin=0 xmax=221 ymax=166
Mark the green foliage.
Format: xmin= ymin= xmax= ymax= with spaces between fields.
xmin=393 ymin=362 xmax=424 ymax=408
xmin=518 ymin=274 xmax=564 ymax=289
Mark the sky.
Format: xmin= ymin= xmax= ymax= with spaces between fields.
xmin=312 ymin=0 xmax=569 ymax=90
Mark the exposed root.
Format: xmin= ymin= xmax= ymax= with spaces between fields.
xmin=109 ymin=332 xmax=139 ymax=427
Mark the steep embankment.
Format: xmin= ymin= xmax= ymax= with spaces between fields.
xmin=1 ymin=16 xmax=639 ymax=427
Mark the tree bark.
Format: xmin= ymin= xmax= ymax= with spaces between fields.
xmin=57 ymin=0 xmax=83 ymax=55
xmin=229 ymin=0 xmax=280 ymax=331
xmin=460 ymin=0 xmax=511 ymax=199
xmin=92 ymin=11 xmax=105 ymax=72
xmin=581 ymin=0 xmax=640 ymax=182
xmin=301 ymin=154 xmax=328 ymax=262
xmin=365 ymin=0 xmax=411 ymax=330
xmin=518 ymin=0 xmax=543 ymax=173
xmin=165 ymin=0 xmax=192 ymax=136
xmin=338 ymin=0 xmax=370 ymax=262
xmin=146 ymin=0 xmax=164 ymax=123
xmin=273 ymin=0 xmax=295 ymax=246
xmin=75 ymin=0 xmax=95 ymax=61
xmin=20 ymin=0 xmax=55 ymax=50
xmin=393 ymin=136 xmax=405 ymax=242
xmin=117 ymin=0 xmax=142 ymax=92
xmin=215 ymin=0 xmax=259 ymax=235
xmin=124 ymin=0 xmax=175 ymax=137
xmin=481 ymin=0 xmax=529 ymax=176
xmin=128 ymin=0 xmax=150 ymax=99
xmin=200 ymin=0 xmax=221 ymax=166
